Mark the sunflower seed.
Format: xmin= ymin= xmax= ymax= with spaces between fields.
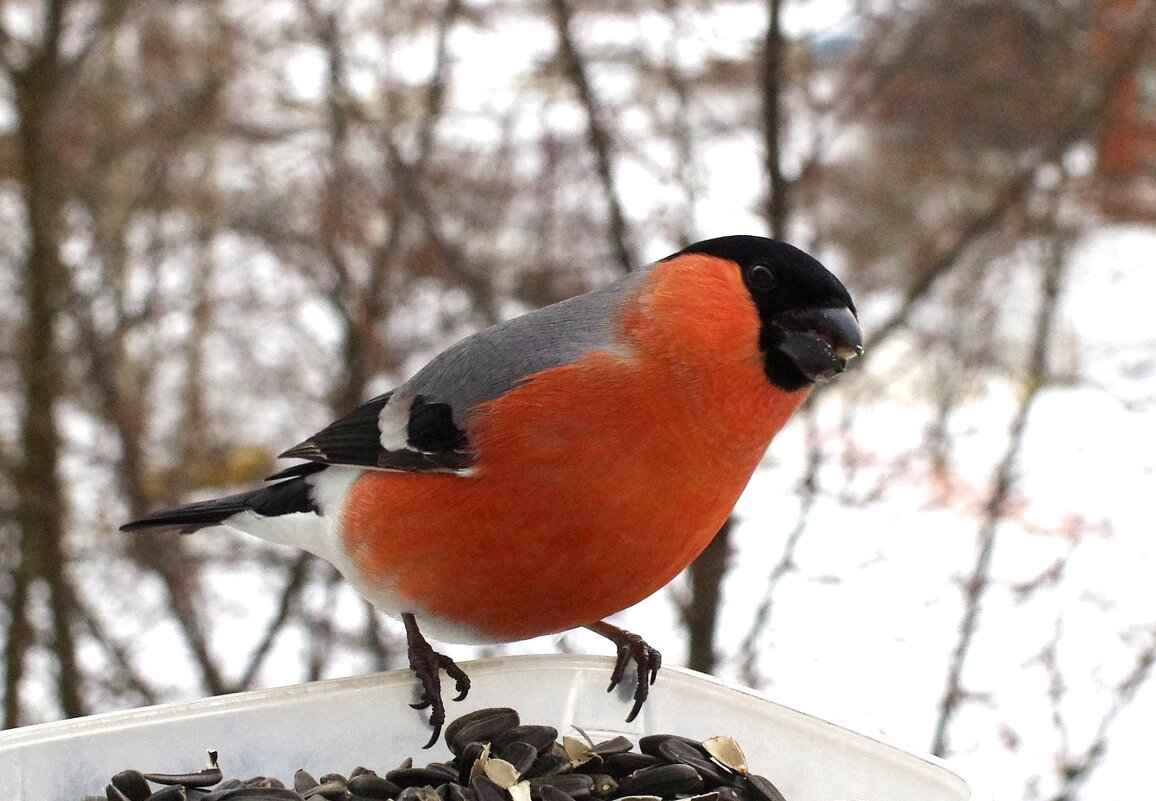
xmin=616 ymin=764 xmax=702 ymax=798
xmin=470 ymin=776 xmax=509 ymax=801
xmin=438 ymin=783 xmax=469 ymax=801
xmin=347 ymin=773 xmax=401 ymax=800
xmin=529 ymin=773 xmax=593 ymax=800
xmin=683 ymin=793 xmax=719 ymax=801
xmin=600 ymin=753 xmax=661 ymax=779
xmin=636 ymin=735 xmax=702 ymax=760
xmin=493 ymin=726 xmax=559 ymax=755
xmin=96 ymin=707 xmax=792 ymax=801
xmin=245 ymin=778 xmax=286 ymax=790
xmin=426 ymin=765 xmax=460 ymax=783
xmin=588 ymin=738 xmax=632 ymax=758
xmin=202 ymin=788 xmax=303 ymax=800
xmin=654 ymin=740 xmax=730 ymax=786
xmin=145 ymin=786 xmax=187 ymax=800
xmin=294 ymin=772 xmax=320 ymax=794
xmin=713 ymin=786 xmax=745 ymax=801
xmin=523 ymin=748 xmax=569 ymax=780
xmin=400 ymin=786 xmax=441 ymax=801
xmin=445 ymin=709 xmax=520 ymax=755
xmin=743 ymin=775 xmax=786 ymax=801
xmin=111 ymin=770 xmax=153 ymax=801
xmin=499 ymin=742 xmax=539 ymax=776
xmin=107 ymin=786 xmax=134 ymax=801
xmin=389 ymin=768 xmax=459 ymax=789
xmin=303 ymin=779 xmax=348 ymax=799
xmin=536 ymin=786 xmax=576 ymax=801
xmin=585 ymin=774 xmax=617 ymax=798
xmin=456 ymin=741 xmax=489 ymax=785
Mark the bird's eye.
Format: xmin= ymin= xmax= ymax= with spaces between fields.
xmin=748 ymin=263 xmax=776 ymax=291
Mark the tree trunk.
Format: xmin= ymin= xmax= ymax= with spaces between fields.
xmin=8 ymin=48 xmax=84 ymax=723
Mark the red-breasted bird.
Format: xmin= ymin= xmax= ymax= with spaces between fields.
xmin=122 ymin=235 xmax=861 ymax=746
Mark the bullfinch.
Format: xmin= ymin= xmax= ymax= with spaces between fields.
xmin=122 ymin=235 xmax=862 ymax=746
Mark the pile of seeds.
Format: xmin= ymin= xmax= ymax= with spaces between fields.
xmin=91 ymin=707 xmax=788 ymax=801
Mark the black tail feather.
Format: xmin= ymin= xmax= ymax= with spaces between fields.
xmin=120 ymin=475 xmax=318 ymax=535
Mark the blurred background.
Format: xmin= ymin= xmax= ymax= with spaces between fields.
xmin=2 ymin=0 xmax=1155 ymax=798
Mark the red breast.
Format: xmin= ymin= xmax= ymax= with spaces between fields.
xmin=340 ymin=254 xmax=807 ymax=641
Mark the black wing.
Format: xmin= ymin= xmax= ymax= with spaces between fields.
xmin=276 ymin=392 xmax=474 ymax=475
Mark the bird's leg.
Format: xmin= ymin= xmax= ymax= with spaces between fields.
xmin=403 ymin=613 xmax=472 ymax=749
xmin=586 ymin=620 xmax=662 ymax=722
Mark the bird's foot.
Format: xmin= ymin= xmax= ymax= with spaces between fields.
xmin=586 ymin=620 xmax=662 ymax=722
xmin=403 ymin=613 xmax=472 ymax=749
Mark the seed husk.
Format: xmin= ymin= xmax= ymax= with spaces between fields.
xmin=143 ymin=767 xmax=224 ymax=789
xmin=701 ymin=738 xmax=747 ymax=776
xmin=561 ymin=737 xmax=597 ymax=770
xmin=484 ymin=758 xmax=522 ymax=789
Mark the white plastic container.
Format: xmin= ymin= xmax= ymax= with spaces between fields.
xmin=0 ymin=654 xmax=985 ymax=800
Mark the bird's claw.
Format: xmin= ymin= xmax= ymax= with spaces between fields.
xmin=403 ymin=613 xmax=471 ymax=749
xmin=587 ymin=621 xmax=662 ymax=723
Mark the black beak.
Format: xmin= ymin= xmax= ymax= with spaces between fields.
xmin=771 ymin=306 xmax=863 ymax=382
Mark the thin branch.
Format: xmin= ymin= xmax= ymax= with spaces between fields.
xmin=863 ymin=0 xmax=1156 ymax=357
xmin=74 ymin=593 xmax=160 ymax=706
xmin=384 ymin=136 xmax=499 ymax=322
xmin=738 ymin=404 xmax=822 ymax=686
xmin=930 ymin=207 xmax=1069 ymax=757
xmin=761 ymin=0 xmax=787 ymax=239
xmin=236 ymin=552 xmax=313 ymax=690
xmin=1045 ymin=625 xmax=1156 ymax=801
xmin=548 ymin=0 xmax=635 ymax=274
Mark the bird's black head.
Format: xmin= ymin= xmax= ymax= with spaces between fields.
xmin=670 ymin=235 xmax=862 ymax=391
